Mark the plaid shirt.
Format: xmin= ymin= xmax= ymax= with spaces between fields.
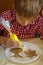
xmin=0 ymin=10 xmax=43 ymax=39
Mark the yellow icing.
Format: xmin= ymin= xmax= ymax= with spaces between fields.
xmin=9 ymin=33 xmax=22 ymax=48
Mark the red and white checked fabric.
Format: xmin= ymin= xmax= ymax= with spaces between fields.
xmin=0 ymin=10 xmax=43 ymax=39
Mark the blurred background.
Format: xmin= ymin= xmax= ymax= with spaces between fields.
xmin=0 ymin=0 xmax=13 ymax=13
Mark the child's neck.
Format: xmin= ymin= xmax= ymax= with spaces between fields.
xmin=16 ymin=14 xmax=33 ymax=26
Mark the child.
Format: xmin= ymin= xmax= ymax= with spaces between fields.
xmin=0 ymin=0 xmax=43 ymax=47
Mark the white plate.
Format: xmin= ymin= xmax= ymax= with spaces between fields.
xmin=5 ymin=42 xmax=41 ymax=64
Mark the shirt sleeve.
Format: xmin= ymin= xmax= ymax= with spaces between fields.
xmin=0 ymin=10 xmax=14 ymax=36
xmin=0 ymin=10 xmax=13 ymax=21
xmin=38 ymin=17 xmax=43 ymax=40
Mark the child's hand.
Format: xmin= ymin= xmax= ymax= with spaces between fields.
xmin=6 ymin=38 xmax=19 ymax=48
xmin=0 ymin=36 xmax=19 ymax=48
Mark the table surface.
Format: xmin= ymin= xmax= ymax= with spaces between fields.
xmin=0 ymin=38 xmax=43 ymax=65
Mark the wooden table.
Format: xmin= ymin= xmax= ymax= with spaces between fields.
xmin=0 ymin=38 xmax=43 ymax=65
